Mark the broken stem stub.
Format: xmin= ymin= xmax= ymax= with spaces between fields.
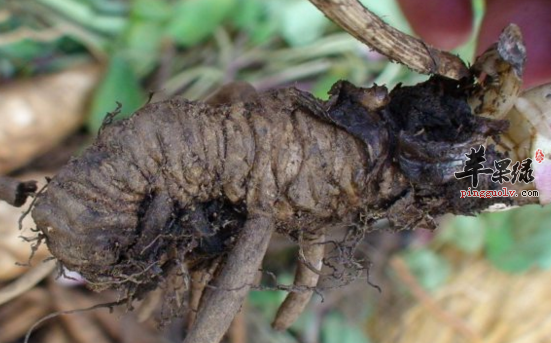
xmin=0 ymin=176 xmax=37 ymax=208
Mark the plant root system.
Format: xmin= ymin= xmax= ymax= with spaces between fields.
xmin=16 ymin=3 xmax=539 ymax=343
xmin=30 ymin=74 xmax=525 ymax=342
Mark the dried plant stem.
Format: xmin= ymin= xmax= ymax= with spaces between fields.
xmin=308 ymin=0 xmax=469 ymax=80
xmin=48 ymin=283 xmax=112 ymax=343
xmin=0 ymin=259 xmax=55 ymax=306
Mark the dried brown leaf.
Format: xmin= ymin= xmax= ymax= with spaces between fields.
xmin=0 ymin=64 xmax=101 ymax=174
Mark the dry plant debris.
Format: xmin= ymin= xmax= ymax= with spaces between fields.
xmin=2 ymin=1 xmax=550 ymax=343
xmin=370 ymin=254 xmax=551 ymax=343
xmin=0 ymin=175 xmax=51 ymax=282
xmin=0 ymin=280 xmax=174 ymax=343
xmin=0 ymin=64 xmax=100 ymax=174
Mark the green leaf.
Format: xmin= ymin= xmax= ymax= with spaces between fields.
xmin=485 ymin=224 xmax=530 ymax=273
xmin=231 ymin=0 xmax=278 ymax=44
xmin=248 ymin=290 xmax=286 ymax=319
xmin=312 ymin=74 xmax=341 ymax=100
xmin=38 ymin=0 xmax=127 ymax=35
xmin=231 ymin=0 xmax=263 ymax=29
xmin=248 ymin=273 xmax=292 ymax=319
xmin=165 ymin=0 xmax=235 ymax=47
xmin=131 ymin=0 xmax=171 ymax=21
xmin=484 ymin=205 xmax=551 ymax=272
xmin=438 ymin=215 xmax=486 ymax=253
xmin=123 ymin=20 xmax=164 ymax=76
xmin=118 ymin=0 xmax=171 ymax=76
xmin=278 ymin=0 xmax=329 ymax=47
xmin=402 ymin=248 xmax=451 ymax=291
xmin=311 ymin=67 xmax=350 ymax=100
xmin=321 ymin=312 xmax=371 ymax=343
xmin=88 ymin=55 xmax=145 ymax=133
xmin=88 ymin=0 xmax=129 ymax=16
xmin=0 ymin=40 xmax=56 ymax=62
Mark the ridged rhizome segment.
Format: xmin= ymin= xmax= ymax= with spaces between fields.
xmin=31 ymin=87 xmax=370 ymax=295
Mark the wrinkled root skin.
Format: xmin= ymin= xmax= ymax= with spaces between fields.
xmin=31 ymin=76 xmax=515 ymax=341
